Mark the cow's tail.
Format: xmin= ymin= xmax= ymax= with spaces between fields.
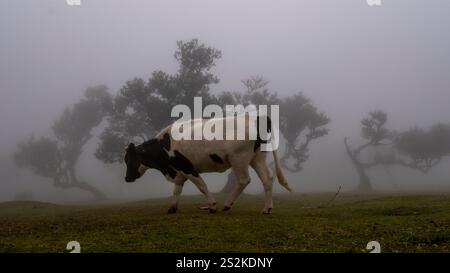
xmin=272 ymin=149 xmax=292 ymax=192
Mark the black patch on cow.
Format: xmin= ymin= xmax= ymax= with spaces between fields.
xmin=255 ymin=115 xmax=272 ymax=152
xmin=139 ymin=139 xmax=177 ymax=179
xmin=124 ymin=143 xmax=141 ymax=182
xmin=159 ymin=133 xmax=171 ymax=151
xmin=170 ymin=150 xmax=199 ymax=177
xmin=253 ymin=141 xmax=260 ymax=152
xmin=209 ymin=154 xmax=224 ymax=164
xmin=136 ymin=139 xmax=199 ymax=179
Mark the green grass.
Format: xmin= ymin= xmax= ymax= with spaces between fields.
xmin=1 ymin=192 xmax=450 ymax=253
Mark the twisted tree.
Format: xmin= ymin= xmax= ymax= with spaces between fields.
xmin=344 ymin=111 xmax=392 ymax=191
xmin=345 ymin=111 xmax=450 ymax=191
xmin=14 ymin=86 xmax=112 ymax=200
xmin=279 ymin=93 xmax=330 ymax=173
xmin=394 ymin=123 xmax=450 ymax=173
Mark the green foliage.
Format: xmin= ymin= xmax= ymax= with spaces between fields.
xmin=361 ymin=110 xmax=391 ymax=144
xmin=94 ymin=127 xmax=126 ymax=164
xmin=346 ymin=110 xmax=393 ymax=161
xmin=53 ymin=85 xmax=111 ymax=147
xmin=396 ymin=128 xmax=429 ymax=158
xmin=394 ymin=123 xmax=450 ymax=173
xmin=279 ymin=93 xmax=330 ymax=172
xmin=14 ymin=137 xmax=62 ymax=181
xmin=217 ymin=76 xmax=280 ymax=107
xmin=175 ymin=39 xmax=221 ymax=72
xmin=280 ymin=93 xmax=329 ymax=146
xmin=428 ymin=123 xmax=450 ymax=156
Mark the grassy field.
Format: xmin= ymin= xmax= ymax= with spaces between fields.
xmin=0 ymin=192 xmax=450 ymax=253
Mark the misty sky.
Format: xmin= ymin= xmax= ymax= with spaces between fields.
xmin=1 ymin=0 xmax=449 ymax=201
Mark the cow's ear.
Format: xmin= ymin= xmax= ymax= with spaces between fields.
xmin=126 ymin=143 xmax=136 ymax=153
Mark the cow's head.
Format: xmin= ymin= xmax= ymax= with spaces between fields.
xmin=124 ymin=143 xmax=149 ymax=182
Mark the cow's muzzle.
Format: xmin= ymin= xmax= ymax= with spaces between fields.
xmin=125 ymin=177 xmax=136 ymax=183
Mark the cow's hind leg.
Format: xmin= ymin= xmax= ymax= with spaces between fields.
xmin=188 ymin=174 xmax=217 ymax=213
xmin=223 ymin=157 xmax=251 ymax=212
xmin=251 ymin=153 xmax=274 ymax=214
xmin=168 ymin=177 xmax=187 ymax=214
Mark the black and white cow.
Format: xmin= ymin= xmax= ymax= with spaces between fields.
xmin=124 ymin=114 xmax=292 ymax=214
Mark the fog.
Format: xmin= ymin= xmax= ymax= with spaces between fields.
xmin=1 ymin=0 xmax=449 ymax=202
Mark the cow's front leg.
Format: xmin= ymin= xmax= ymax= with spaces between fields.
xmin=223 ymin=163 xmax=251 ymax=212
xmin=188 ymin=174 xmax=217 ymax=213
xmin=168 ymin=177 xmax=186 ymax=214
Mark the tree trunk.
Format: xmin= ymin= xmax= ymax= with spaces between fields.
xmin=355 ymin=164 xmax=372 ymax=192
xmin=220 ymin=171 xmax=237 ymax=193
xmin=344 ymin=138 xmax=373 ymax=192
xmin=68 ymin=167 xmax=106 ymax=201
xmin=73 ymin=180 xmax=107 ymax=200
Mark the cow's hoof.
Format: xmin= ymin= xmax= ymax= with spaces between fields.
xmin=262 ymin=208 xmax=272 ymax=214
xmin=167 ymin=206 xmax=177 ymax=214
xmin=223 ymin=205 xmax=232 ymax=212
xmin=209 ymin=202 xmax=217 ymax=213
